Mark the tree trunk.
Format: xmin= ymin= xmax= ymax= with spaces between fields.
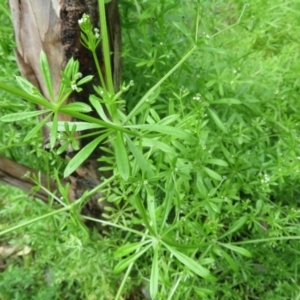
xmin=1 ymin=0 xmax=121 ymax=211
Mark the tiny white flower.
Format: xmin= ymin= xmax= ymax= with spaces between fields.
xmin=94 ymin=28 xmax=100 ymax=39
xmin=193 ymin=93 xmax=201 ymax=101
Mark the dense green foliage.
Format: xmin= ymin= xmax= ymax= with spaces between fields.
xmin=1 ymin=0 xmax=300 ymax=299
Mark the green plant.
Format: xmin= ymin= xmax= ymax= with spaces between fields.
xmin=1 ymin=0 xmax=300 ymax=299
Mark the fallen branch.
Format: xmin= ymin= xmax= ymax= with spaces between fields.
xmin=0 ymin=154 xmax=60 ymax=201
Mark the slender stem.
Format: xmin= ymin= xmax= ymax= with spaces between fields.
xmin=98 ymin=0 xmax=114 ymax=94
xmin=0 ymin=205 xmax=71 ymax=236
xmin=98 ymin=0 xmax=119 ymax=124
xmin=114 ymin=232 xmax=149 ymax=300
xmin=232 ymin=236 xmax=300 ymax=245
xmin=124 ymin=45 xmax=198 ymax=123
xmin=92 ymin=49 xmax=107 ymax=91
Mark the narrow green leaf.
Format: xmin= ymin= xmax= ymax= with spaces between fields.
xmin=125 ymin=135 xmax=154 ymax=177
xmin=208 ymin=108 xmax=228 ymax=134
xmin=77 ymin=75 xmax=94 ymax=86
xmin=150 ymin=245 xmax=159 ymax=299
xmin=208 ymin=201 xmax=220 ymax=213
xmin=64 ymin=135 xmax=104 ymax=177
xmin=113 ymin=244 xmax=152 ymax=274
xmin=25 ymin=113 xmax=52 ymax=141
xmin=145 ymin=186 xmax=157 ymax=233
xmin=193 ymin=287 xmax=214 ymax=297
xmin=158 ymin=114 xmax=180 ymax=125
xmin=164 ymin=245 xmax=212 ymax=279
xmin=60 ymin=102 xmax=92 ymax=113
xmin=160 ymin=180 xmax=174 ymax=232
xmin=142 ymin=138 xmax=175 ymax=154
xmin=219 ymin=243 xmax=252 ymax=257
xmin=133 ymin=195 xmax=154 ymax=234
xmin=114 ymin=240 xmax=151 ymax=258
xmin=161 ymin=237 xmax=201 ymax=250
xmin=205 ymin=80 xmax=216 ymax=88
xmin=90 ymin=95 xmax=112 ymax=123
xmin=54 ymin=121 xmax=102 ymax=131
xmin=40 ymin=51 xmax=54 ymax=101
xmin=115 ymin=132 xmax=130 ymax=180
xmin=149 ymin=108 xmax=161 ymax=123
xmin=127 ymin=124 xmax=193 ymax=141
xmin=206 ymin=158 xmax=228 ymax=167
xmin=221 ymin=144 xmax=235 ymax=164
xmin=212 ymin=98 xmax=242 ymax=105
xmin=219 ymin=216 xmax=247 ymax=239
xmin=215 ymin=248 xmax=239 ymax=272
xmin=203 ymin=167 xmax=223 ymax=181
xmin=16 ymin=76 xmax=39 ymax=95
xmin=0 ymin=109 xmax=49 ymax=122
xmin=70 ymin=58 xmax=79 ymax=77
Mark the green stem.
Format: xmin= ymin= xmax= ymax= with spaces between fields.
xmin=124 ymin=45 xmax=198 ymax=123
xmin=114 ymin=232 xmax=149 ymax=300
xmin=232 ymin=236 xmax=300 ymax=245
xmin=98 ymin=0 xmax=119 ymax=124
xmin=92 ymin=49 xmax=107 ymax=91
xmin=0 ymin=205 xmax=71 ymax=236
xmin=98 ymin=0 xmax=114 ymax=94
